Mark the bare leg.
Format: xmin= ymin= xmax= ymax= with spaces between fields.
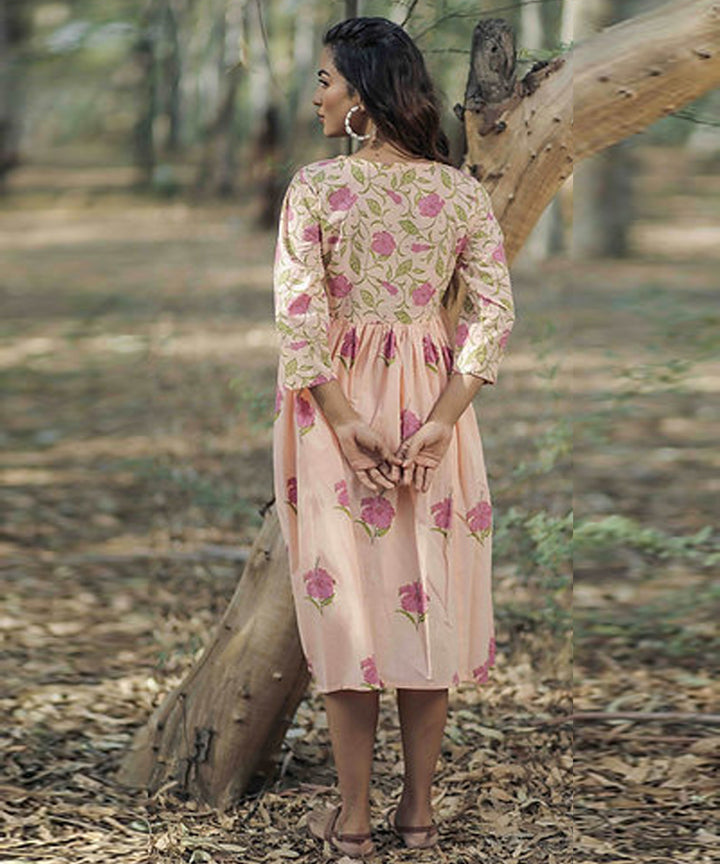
xmin=323 ymin=689 xmax=380 ymax=835
xmin=396 ymin=688 xmax=449 ymax=825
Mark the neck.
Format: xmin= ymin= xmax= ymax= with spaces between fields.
xmin=354 ymin=134 xmax=424 ymax=163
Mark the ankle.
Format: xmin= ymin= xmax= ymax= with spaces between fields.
xmin=338 ymin=801 xmax=371 ymax=827
xmin=397 ymin=792 xmax=432 ymax=818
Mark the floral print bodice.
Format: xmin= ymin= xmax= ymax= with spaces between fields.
xmin=273 ymin=154 xmax=515 ymax=391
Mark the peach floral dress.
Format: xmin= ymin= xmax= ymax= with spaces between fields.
xmin=272 ymin=154 xmax=515 ymax=693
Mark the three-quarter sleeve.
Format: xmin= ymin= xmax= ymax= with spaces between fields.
xmin=452 ymin=184 xmax=516 ymax=385
xmin=273 ymin=168 xmax=336 ymax=390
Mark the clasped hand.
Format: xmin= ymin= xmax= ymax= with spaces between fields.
xmin=333 ymin=417 xmax=453 ymax=493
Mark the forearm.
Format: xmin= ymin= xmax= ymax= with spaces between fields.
xmin=426 ymin=372 xmax=487 ymax=426
xmin=308 ymin=379 xmax=361 ymax=429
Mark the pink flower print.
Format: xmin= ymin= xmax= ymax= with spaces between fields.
xmin=384 ymin=187 xmax=402 ymax=205
xmin=289 ymin=339 xmax=308 ymax=350
xmin=302 ymin=223 xmax=321 ymax=243
xmin=397 ymin=580 xmax=430 ymax=628
xmin=309 ymin=372 xmax=332 ymax=387
xmin=430 ymin=495 xmax=453 ymax=538
xmin=273 ymin=385 xmax=283 ymax=419
xmin=467 ymin=500 xmax=492 ymax=532
xmin=441 ymin=344 xmax=454 ymax=373
xmin=371 ymin=231 xmax=396 ymax=256
xmin=381 ymin=280 xmax=398 ymax=296
xmin=473 ymin=660 xmax=490 ymax=684
xmin=456 ymin=322 xmax=469 ymax=348
xmin=400 ymin=408 xmax=422 ymax=441
xmin=288 ymin=293 xmax=311 ymax=316
xmin=286 ymin=476 xmax=297 ymax=512
xmin=303 ymin=560 xmax=336 ymax=612
xmin=356 ymin=494 xmax=396 ymax=540
xmin=492 ymin=242 xmax=506 ymax=263
xmin=452 ymin=672 xmax=460 ymax=687
xmin=328 ymin=186 xmax=357 ymax=211
xmin=455 ymin=235 xmax=469 ymax=257
xmin=328 ymin=274 xmax=353 ymax=297
xmin=423 ymin=334 xmax=439 ymax=370
xmin=462 ymin=499 xmax=492 ymax=543
xmin=399 ymin=580 xmax=430 ymax=614
xmin=418 ymin=193 xmax=445 ymax=218
xmin=412 ymin=282 xmax=435 ymax=306
xmin=473 ymin=640 xmax=496 ymax=684
xmin=328 ymin=235 xmax=340 ymax=245
xmin=499 ymin=328 xmax=511 ymax=350
xmin=296 ymin=393 xmax=316 ymax=435
xmin=340 ymin=327 xmax=358 ymax=370
xmin=307 ymin=372 xmax=334 ymax=387
xmin=411 ymin=242 xmax=431 ymax=253
xmin=360 ymin=655 xmax=384 ymax=690
xmin=334 ymin=478 xmax=352 ymax=518
xmin=380 ymin=329 xmax=397 ymax=365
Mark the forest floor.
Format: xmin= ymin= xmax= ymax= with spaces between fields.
xmin=1 ymin=147 xmax=718 ymax=863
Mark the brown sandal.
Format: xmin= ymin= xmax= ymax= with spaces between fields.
xmin=308 ymin=803 xmax=375 ymax=859
xmin=386 ymin=804 xmax=439 ymax=849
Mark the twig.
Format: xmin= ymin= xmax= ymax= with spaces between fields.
xmin=2 ymin=545 xmax=251 ymax=568
xmin=541 ymin=711 xmax=720 ymax=726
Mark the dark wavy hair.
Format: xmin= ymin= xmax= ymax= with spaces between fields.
xmin=323 ymin=17 xmax=452 ymax=165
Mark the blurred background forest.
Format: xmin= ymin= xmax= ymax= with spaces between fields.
xmin=1 ymin=1 xmax=719 ymax=862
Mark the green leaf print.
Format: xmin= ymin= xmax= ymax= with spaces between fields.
xmin=454 ymin=203 xmax=468 ymax=222
xmin=400 ymin=219 xmax=419 ymax=235
xmin=286 ymin=358 xmax=297 ymax=377
xmin=360 ymin=288 xmax=375 ymax=308
xmin=350 ymin=252 xmax=361 ymax=275
xmin=440 ymin=168 xmax=452 ymax=189
xmin=435 ymin=255 xmax=445 ymax=277
xmin=351 ymin=164 xmax=365 ymax=184
xmin=368 ymin=199 xmax=382 ymax=216
xmin=401 ymin=169 xmax=416 ymax=184
xmin=394 ymin=309 xmax=412 ymax=324
xmin=395 ymin=259 xmax=413 ymax=278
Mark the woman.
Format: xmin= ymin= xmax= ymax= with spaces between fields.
xmin=272 ymin=17 xmax=515 ymax=859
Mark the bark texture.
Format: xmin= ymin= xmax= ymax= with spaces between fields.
xmin=116 ymin=503 xmax=310 ymax=811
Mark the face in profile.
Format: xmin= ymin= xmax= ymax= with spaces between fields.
xmin=312 ymin=45 xmax=370 ymax=139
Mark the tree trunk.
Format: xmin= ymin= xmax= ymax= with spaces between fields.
xmin=162 ymin=0 xmax=183 ymax=152
xmin=0 ymin=0 xmax=30 ymax=190
xmin=117 ymin=0 xmax=720 ymax=810
xmin=116 ymin=502 xmax=310 ymax=810
xmin=133 ymin=3 xmax=159 ymax=187
xmin=195 ymin=0 xmax=247 ymax=196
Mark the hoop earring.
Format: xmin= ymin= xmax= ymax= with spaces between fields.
xmin=344 ymin=105 xmax=371 ymax=141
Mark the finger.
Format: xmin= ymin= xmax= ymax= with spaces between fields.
xmin=414 ymin=465 xmax=429 ymax=493
xmin=401 ymin=461 xmax=414 ymax=486
xmin=402 ymin=435 xmax=426 ymax=467
xmin=378 ymin=441 xmax=403 ymax=466
xmin=356 ymin=469 xmax=379 ymax=492
xmin=421 ymin=466 xmax=434 ymax=493
xmin=369 ymin=465 xmax=395 ymax=490
xmin=377 ymin=461 xmax=400 ymax=486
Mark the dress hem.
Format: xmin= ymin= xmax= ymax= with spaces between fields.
xmin=309 ymin=672 xmax=495 ymax=695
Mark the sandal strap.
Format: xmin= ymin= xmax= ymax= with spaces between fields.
xmin=325 ymin=805 xmax=373 ymax=845
xmin=396 ymin=823 xmax=438 ymax=834
xmin=336 ymin=830 xmax=373 ymax=842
